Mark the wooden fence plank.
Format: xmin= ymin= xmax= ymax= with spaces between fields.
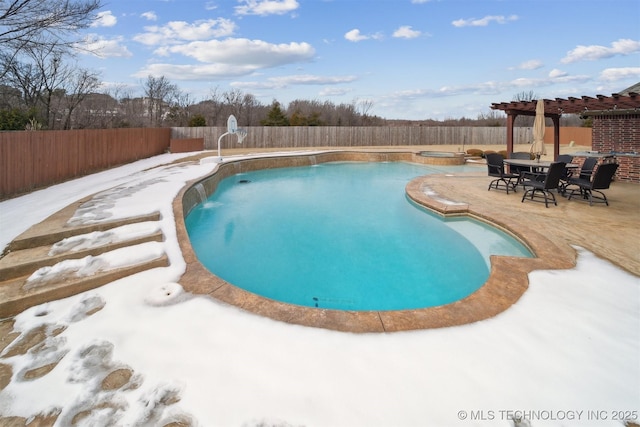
xmin=0 ymin=128 xmax=171 ymax=198
xmin=0 ymin=126 xmax=590 ymax=199
xmin=173 ymin=125 xmax=591 ymax=151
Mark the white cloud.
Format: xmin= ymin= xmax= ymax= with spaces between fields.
xmin=344 ymin=29 xmax=382 ymax=42
xmin=134 ymin=62 xmax=257 ymax=80
xmin=548 ymin=69 xmax=568 ymax=78
xmin=516 ymin=59 xmax=543 ymax=70
xmin=234 ymin=74 xmax=357 ymax=90
xmin=386 ymin=75 xmax=593 ymax=102
xmin=345 ymin=29 xmax=367 ymax=42
xmin=319 ymin=87 xmax=352 ymax=97
xmin=133 ymin=19 xmax=236 ymax=45
xmin=141 ymin=11 xmax=157 ymax=21
xmin=411 ymin=0 xmax=432 ymax=3
xmin=270 ymin=74 xmax=357 ymax=86
xmin=561 ymin=38 xmax=640 ymax=64
xmin=452 ymin=15 xmax=518 ymax=27
xmin=136 ymin=39 xmax=315 ymax=80
xmin=393 ymin=26 xmax=421 ymax=39
xmin=235 ymin=0 xmax=299 ymax=16
xmin=599 ymin=67 xmax=640 ymax=81
xmin=161 ymin=38 xmax=314 ymax=64
xmin=75 ymin=35 xmax=132 ymax=58
xmin=91 ymin=10 xmax=117 ymax=28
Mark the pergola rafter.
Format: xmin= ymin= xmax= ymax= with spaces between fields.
xmin=490 ymin=90 xmax=640 ymax=159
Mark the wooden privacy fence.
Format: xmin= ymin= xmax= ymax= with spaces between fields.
xmin=543 ymin=126 xmax=592 ymax=146
xmin=1 ymin=126 xmax=592 ymax=198
xmin=0 ymin=128 xmax=170 ymax=198
xmin=172 ymin=126 xmax=591 ymax=150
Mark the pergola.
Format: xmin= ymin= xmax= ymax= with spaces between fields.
xmin=490 ymin=90 xmax=640 ymax=160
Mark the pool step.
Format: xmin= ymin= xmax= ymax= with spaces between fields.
xmin=8 ymin=211 xmax=161 ymax=251
xmin=0 ymin=209 xmax=168 ymax=318
xmin=0 ymin=229 xmax=164 ymax=281
xmin=0 ymin=252 xmax=169 ymax=318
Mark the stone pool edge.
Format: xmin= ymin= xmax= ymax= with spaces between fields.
xmin=174 ymin=151 xmax=576 ymax=333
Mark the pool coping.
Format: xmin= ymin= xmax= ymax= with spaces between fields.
xmin=173 ymin=151 xmax=576 ymax=333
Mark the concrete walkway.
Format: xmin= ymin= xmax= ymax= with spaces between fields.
xmin=420 ymin=167 xmax=640 ymax=277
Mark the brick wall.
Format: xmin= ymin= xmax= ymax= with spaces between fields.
xmin=591 ymin=113 xmax=640 ymax=183
xmin=592 ymin=113 xmax=640 ymax=153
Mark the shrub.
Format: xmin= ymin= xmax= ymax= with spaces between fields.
xmin=498 ymin=150 xmax=508 ymax=158
xmin=189 ymin=114 xmax=206 ymax=127
xmin=0 ymin=108 xmax=34 ymax=130
xmin=466 ymin=148 xmax=484 ymax=157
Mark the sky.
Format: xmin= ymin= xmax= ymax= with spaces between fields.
xmin=79 ymin=0 xmax=640 ymax=120
xmin=73 ymin=0 xmax=640 ymax=121
xmin=0 ymin=152 xmax=638 ymax=426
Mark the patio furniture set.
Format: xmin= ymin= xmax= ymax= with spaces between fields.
xmin=487 ymin=153 xmax=619 ymax=208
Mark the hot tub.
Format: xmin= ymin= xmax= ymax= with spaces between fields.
xmin=417 ymin=151 xmax=466 ymax=165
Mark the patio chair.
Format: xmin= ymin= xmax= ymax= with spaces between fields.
xmin=577 ymin=157 xmax=598 ymax=180
xmin=567 ymin=162 xmax=619 ymax=206
xmin=563 ymin=156 xmax=598 ymax=196
xmin=520 ymin=161 xmax=566 ymax=207
xmin=556 ymin=154 xmax=574 ymax=194
xmin=486 ymin=153 xmax=519 ymax=194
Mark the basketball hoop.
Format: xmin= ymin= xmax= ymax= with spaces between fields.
xmin=236 ymin=128 xmax=247 ymax=144
xmin=216 ymin=115 xmax=248 ymax=161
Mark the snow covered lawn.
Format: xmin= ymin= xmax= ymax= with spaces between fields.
xmin=0 ymin=153 xmax=638 ymax=427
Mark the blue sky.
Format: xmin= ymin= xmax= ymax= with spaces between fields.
xmin=76 ymin=0 xmax=640 ymax=120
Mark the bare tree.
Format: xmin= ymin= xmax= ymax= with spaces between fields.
xmin=0 ymin=84 xmax=22 ymax=109
xmin=142 ymin=75 xmax=178 ymax=127
xmin=71 ymin=91 xmax=118 ymax=128
xmin=512 ymin=90 xmax=539 ymax=126
xmin=222 ymin=88 xmax=245 ymax=122
xmin=165 ymin=90 xmax=195 ymax=127
xmin=355 ymin=98 xmax=376 ymax=125
xmin=240 ymin=92 xmax=260 ymax=125
xmin=59 ymin=68 xmax=100 ymax=129
xmin=512 ymin=90 xmax=538 ymax=102
xmin=0 ymin=0 xmax=102 ymax=77
xmin=2 ymin=42 xmax=100 ymax=129
xmin=205 ymin=86 xmax=226 ymax=125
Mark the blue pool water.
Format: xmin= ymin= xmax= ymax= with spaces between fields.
xmin=186 ymin=162 xmax=532 ymax=311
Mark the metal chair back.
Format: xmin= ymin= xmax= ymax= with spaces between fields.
xmin=579 ymin=157 xmax=598 ymax=180
xmin=542 ymin=162 xmax=566 ymax=190
xmin=486 ymin=153 xmax=505 ymax=177
xmin=591 ymin=163 xmax=619 ymax=190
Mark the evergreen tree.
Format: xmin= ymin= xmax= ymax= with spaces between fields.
xmin=0 ymin=108 xmax=36 ymax=130
xmin=260 ymin=101 xmax=289 ymax=126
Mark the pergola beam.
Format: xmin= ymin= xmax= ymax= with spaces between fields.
xmin=491 ymin=90 xmax=640 ymax=160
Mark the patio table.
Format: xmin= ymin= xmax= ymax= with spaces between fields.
xmin=503 ymin=158 xmax=579 ymax=171
xmin=503 ymin=159 xmax=579 ymax=187
xmin=504 ymin=158 xmax=578 ymax=176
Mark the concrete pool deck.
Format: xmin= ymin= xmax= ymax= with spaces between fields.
xmin=172 ymin=149 xmax=639 ymax=332
xmin=1 ymin=146 xmax=638 ymax=426
xmin=1 ymin=147 xmax=638 ymax=332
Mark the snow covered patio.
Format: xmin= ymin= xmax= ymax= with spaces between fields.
xmin=0 ymin=151 xmax=638 ymax=426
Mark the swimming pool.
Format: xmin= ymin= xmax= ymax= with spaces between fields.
xmin=185 ymin=161 xmax=532 ymax=311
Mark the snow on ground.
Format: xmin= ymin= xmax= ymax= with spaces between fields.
xmin=0 ymin=152 xmax=638 ymax=427
xmin=48 ymin=222 xmax=162 ymax=256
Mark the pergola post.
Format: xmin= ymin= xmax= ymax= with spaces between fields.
xmin=551 ymin=115 xmax=560 ymax=160
xmin=506 ymin=112 xmax=516 ymax=155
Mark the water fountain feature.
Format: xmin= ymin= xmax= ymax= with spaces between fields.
xmin=194 ymin=183 xmax=207 ymax=204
